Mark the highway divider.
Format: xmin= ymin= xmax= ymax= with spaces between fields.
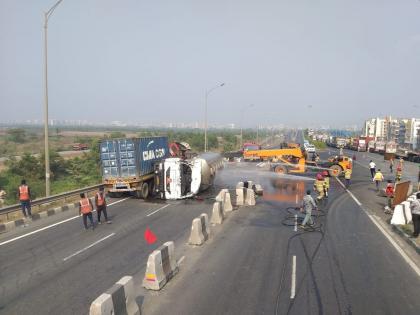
xmin=143 ymin=241 xmax=178 ymax=291
xmin=89 ymin=276 xmax=140 ymax=315
xmin=188 ymin=213 xmax=210 ymax=245
xmin=211 ymin=201 xmax=224 ymax=224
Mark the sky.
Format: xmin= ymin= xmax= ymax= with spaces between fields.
xmin=1 ymin=0 xmax=420 ymax=128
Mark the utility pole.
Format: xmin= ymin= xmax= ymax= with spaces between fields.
xmin=43 ymin=0 xmax=64 ymax=196
xmin=204 ymin=83 xmax=225 ymax=152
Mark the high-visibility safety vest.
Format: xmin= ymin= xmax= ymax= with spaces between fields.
xmin=374 ymin=172 xmax=384 ymax=181
xmin=19 ymin=185 xmax=30 ymax=201
xmin=344 ymin=169 xmax=352 ymax=179
xmin=324 ymin=177 xmax=330 ymax=189
xmin=80 ymin=198 xmax=92 ymax=214
xmin=97 ymin=193 xmax=105 ymax=206
xmin=314 ymin=180 xmax=325 ymax=192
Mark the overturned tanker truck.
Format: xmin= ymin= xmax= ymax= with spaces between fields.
xmin=154 ymin=152 xmax=223 ymax=200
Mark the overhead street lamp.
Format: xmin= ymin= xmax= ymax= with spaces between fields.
xmin=240 ymin=104 xmax=254 ymax=149
xmin=43 ymin=0 xmax=65 ymax=196
xmin=204 ymin=83 xmax=225 ymax=152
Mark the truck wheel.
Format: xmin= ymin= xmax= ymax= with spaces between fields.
xmin=274 ymin=165 xmax=287 ymax=174
xmin=329 ymin=165 xmax=342 ymax=177
xmin=141 ymin=182 xmax=149 ymax=199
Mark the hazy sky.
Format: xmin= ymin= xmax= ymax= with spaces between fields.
xmin=1 ymin=0 xmax=420 ymax=127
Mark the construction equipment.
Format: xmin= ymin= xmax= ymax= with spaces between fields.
xmin=244 ymin=147 xmax=351 ymax=177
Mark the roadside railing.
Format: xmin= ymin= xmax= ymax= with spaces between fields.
xmin=0 ymin=184 xmax=102 ymax=222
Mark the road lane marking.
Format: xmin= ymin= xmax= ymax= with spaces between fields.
xmin=178 ymin=255 xmax=185 ymax=265
xmin=336 ymin=177 xmax=420 ymax=277
xmin=146 ymin=204 xmax=170 ymax=217
xmin=0 ymin=197 xmax=130 ymax=246
xmin=294 ymin=214 xmax=298 ymax=232
xmin=290 ymin=255 xmax=296 ymax=299
xmin=63 ymin=233 xmax=115 ymax=261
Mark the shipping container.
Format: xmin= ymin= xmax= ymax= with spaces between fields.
xmin=100 ymin=137 xmax=169 ymax=198
xmin=374 ymin=141 xmax=386 ymax=154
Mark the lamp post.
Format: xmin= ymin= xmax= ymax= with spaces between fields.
xmin=204 ymin=83 xmax=225 ymax=152
xmin=43 ymin=0 xmax=65 ymax=196
xmin=240 ymin=104 xmax=254 ymax=149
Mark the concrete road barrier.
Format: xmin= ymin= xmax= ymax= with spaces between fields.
xmin=245 ymin=188 xmax=256 ymax=206
xmin=211 ymin=201 xmax=224 ymax=224
xmin=244 ymin=180 xmax=253 ymax=189
xmin=189 ymin=213 xmax=210 ymax=245
xmin=223 ymin=190 xmax=233 ymax=212
xmin=402 ymin=201 xmax=412 ymax=224
xmin=215 ymin=190 xmax=226 ymax=202
xmin=391 ymin=204 xmax=407 ymax=225
xmin=143 ymin=241 xmax=178 ymax=291
xmin=236 ymin=188 xmax=244 ymax=206
xmin=236 ymin=182 xmax=244 ymax=188
xmin=253 ymin=184 xmax=264 ymax=196
xmin=90 ymin=276 xmax=140 ymax=315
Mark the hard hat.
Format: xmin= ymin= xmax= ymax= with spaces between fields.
xmin=322 ymin=170 xmax=328 ymax=176
xmin=316 ymin=173 xmax=324 ymax=180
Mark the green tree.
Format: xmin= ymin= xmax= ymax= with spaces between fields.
xmin=7 ymin=128 xmax=26 ymax=143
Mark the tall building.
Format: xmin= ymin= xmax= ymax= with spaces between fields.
xmin=405 ymin=118 xmax=420 ymax=150
xmin=363 ymin=118 xmax=386 ymax=139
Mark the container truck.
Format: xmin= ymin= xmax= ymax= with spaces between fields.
xmin=154 ymin=152 xmax=223 ymax=199
xmin=384 ymin=141 xmax=397 ymax=160
xmin=100 ymin=137 xmax=169 ymax=198
xmin=368 ymin=140 xmax=375 ymax=152
xmin=374 ymin=141 xmax=386 ymax=154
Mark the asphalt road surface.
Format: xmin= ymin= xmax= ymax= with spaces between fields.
xmin=1 ymin=147 xmax=419 ymax=314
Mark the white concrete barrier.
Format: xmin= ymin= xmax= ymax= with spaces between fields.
xmin=90 ymin=276 xmax=140 ymax=315
xmin=236 ymin=188 xmax=244 ymax=206
xmin=391 ymin=204 xmax=406 ymax=225
xmin=253 ymin=184 xmax=264 ymax=196
xmin=245 ymin=188 xmax=256 ymax=206
xmin=244 ymin=180 xmax=253 ymax=189
xmin=223 ymin=190 xmax=233 ymax=212
xmin=402 ymin=201 xmax=412 ymax=224
xmin=210 ymin=201 xmax=224 ymax=224
xmin=188 ymin=214 xmax=210 ymax=245
xmin=215 ymin=189 xmax=226 ymax=202
xmin=143 ymin=241 xmax=178 ymax=291
xmin=236 ymin=182 xmax=244 ymax=189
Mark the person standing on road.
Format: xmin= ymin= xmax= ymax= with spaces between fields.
xmin=322 ymin=171 xmax=330 ymax=198
xmin=398 ymin=157 xmax=404 ymax=171
xmin=409 ymin=192 xmax=420 ymax=238
xmin=79 ymin=193 xmax=94 ymax=230
xmin=369 ymin=160 xmax=376 ymax=179
xmin=95 ymin=187 xmax=111 ymax=224
xmin=313 ymin=173 xmax=325 ymax=201
xmin=395 ymin=166 xmax=402 ymax=182
xmin=373 ymin=169 xmax=384 ymax=191
xmin=389 ymin=158 xmax=394 ymax=173
xmin=300 ymin=190 xmax=317 ymax=228
xmin=18 ymin=179 xmax=31 ymax=218
xmin=344 ymin=166 xmax=352 ymax=188
xmin=385 ymin=180 xmax=394 ymax=213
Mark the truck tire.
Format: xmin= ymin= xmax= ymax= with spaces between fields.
xmin=141 ymin=182 xmax=149 ymax=199
xmin=274 ymin=165 xmax=287 ymax=174
xmin=329 ymin=165 xmax=342 ymax=177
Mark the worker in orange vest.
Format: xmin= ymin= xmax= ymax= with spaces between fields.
xmin=95 ymin=187 xmax=111 ymax=224
xmin=18 ymin=179 xmax=32 ymax=218
xmin=79 ymin=193 xmax=94 ymax=230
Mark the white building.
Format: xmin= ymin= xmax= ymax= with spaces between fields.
xmin=363 ymin=118 xmax=387 ymax=140
xmin=405 ymin=118 xmax=420 ymax=150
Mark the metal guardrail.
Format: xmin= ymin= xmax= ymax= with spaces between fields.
xmin=0 ymin=184 xmax=102 ymax=216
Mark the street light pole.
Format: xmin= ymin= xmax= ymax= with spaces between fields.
xmin=43 ymin=0 xmax=64 ymax=196
xmin=204 ymin=83 xmax=225 ymax=152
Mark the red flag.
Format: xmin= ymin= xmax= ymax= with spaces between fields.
xmin=144 ymin=227 xmax=157 ymax=244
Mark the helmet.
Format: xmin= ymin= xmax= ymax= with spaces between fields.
xmin=322 ymin=170 xmax=329 ymax=176
xmin=316 ymin=173 xmax=324 ymax=180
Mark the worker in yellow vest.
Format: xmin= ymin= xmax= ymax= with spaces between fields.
xmin=322 ymin=171 xmax=330 ymax=197
xmin=344 ymin=166 xmax=352 ymax=188
xmin=79 ymin=193 xmax=95 ymax=230
xmin=313 ymin=173 xmax=325 ymax=201
xmin=373 ymin=169 xmax=384 ymax=192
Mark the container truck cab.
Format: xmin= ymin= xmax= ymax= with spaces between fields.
xmin=242 ymin=142 xmax=261 ymax=161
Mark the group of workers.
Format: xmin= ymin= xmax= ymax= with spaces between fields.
xmin=11 ymin=180 xmax=111 ymax=230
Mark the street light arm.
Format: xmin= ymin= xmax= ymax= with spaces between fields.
xmin=45 ymin=0 xmax=64 ymax=22
xmin=206 ymin=83 xmax=225 ymax=97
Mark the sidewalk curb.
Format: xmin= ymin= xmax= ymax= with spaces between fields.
xmin=0 ymin=200 xmax=87 ymax=235
xmin=391 ymin=224 xmax=420 ymax=255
